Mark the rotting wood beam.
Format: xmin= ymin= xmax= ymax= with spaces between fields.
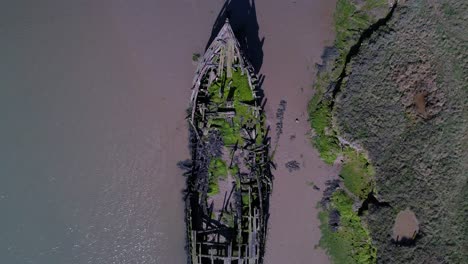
xmin=227 ymin=39 xmax=234 ymax=78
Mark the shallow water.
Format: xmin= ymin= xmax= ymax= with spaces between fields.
xmin=0 ymin=1 xmax=336 ymax=263
xmin=0 ymin=1 xmax=223 ymax=263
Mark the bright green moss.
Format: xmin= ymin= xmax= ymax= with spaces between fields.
xmin=241 ymin=194 xmax=249 ymax=207
xmin=231 ymin=70 xmax=254 ymax=101
xmin=334 ymin=0 xmax=383 ymax=65
xmin=308 ymin=95 xmax=341 ymax=164
xmin=229 ymin=165 xmax=239 ymax=177
xmin=208 ymin=181 xmax=220 ymax=197
xmin=210 ymin=158 xmax=228 ymax=179
xmin=310 ymin=103 xmax=332 ymax=135
xmin=209 ymin=118 xmax=243 ymax=145
xmin=208 ymin=69 xmax=253 ymax=104
xmin=314 ymin=135 xmax=341 ymax=165
xmin=207 ymin=158 xmax=228 ymax=196
xmin=233 ymin=101 xmax=253 ymax=126
xmin=207 ymin=69 xmax=257 ymax=146
xmin=320 ymin=190 xmax=376 ymax=264
xmin=340 ymin=148 xmax=375 ymax=199
xmin=208 ymin=80 xmax=225 ymax=105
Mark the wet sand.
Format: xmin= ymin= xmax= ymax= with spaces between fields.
xmin=253 ymin=1 xmax=338 ymax=263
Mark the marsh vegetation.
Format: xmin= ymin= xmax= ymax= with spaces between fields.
xmin=311 ymin=0 xmax=468 ymax=263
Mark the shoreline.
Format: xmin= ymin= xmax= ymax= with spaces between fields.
xmin=253 ymin=0 xmax=338 ymax=263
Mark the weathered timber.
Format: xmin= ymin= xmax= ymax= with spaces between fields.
xmin=184 ymin=19 xmax=271 ymax=264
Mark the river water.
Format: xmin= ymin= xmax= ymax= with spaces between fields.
xmin=0 ymin=1 xmax=335 ymax=263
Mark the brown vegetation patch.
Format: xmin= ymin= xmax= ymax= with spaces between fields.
xmin=414 ymin=92 xmax=427 ymax=116
xmin=393 ymin=62 xmax=444 ymax=119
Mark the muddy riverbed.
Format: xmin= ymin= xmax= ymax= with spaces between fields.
xmin=253 ymin=1 xmax=337 ymax=263
xmin=0 ymin=0 xmax=337 ymax=263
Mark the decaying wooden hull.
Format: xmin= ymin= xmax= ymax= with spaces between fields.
xmin=184 ymin=19 xmax=271 ymax=264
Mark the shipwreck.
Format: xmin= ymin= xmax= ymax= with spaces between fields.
xmin=183 ymin=19 xmax=272 ymax=264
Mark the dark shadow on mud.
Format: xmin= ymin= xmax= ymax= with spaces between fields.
xmin=392 ymin=233 xmax=420 ymax=247
xmin=206 ymin=0 xmax=265 ymax=73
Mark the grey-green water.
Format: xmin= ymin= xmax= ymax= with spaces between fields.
xmin=0 ymin=1 xmax=223 ymax=263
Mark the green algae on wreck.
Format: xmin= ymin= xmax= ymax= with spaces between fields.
xmin=184 ymin=19 xmax=271 ymax=264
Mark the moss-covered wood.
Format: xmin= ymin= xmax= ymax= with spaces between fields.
xmin=184 ymin=19 xmax=272 ymax=264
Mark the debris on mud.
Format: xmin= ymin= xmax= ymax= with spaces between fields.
xmin=285 ymin=160 xmax=300 ymax=172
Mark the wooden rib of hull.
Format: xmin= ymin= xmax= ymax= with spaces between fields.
xmin=185 ymin=20 xmax=271 ymax=264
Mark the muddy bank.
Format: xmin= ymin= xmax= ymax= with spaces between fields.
xmin=251 ymin=0 xmax=338 ymax=263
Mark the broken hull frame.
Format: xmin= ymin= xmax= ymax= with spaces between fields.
xmin=184 ymin=20 xmax=272 ymax=264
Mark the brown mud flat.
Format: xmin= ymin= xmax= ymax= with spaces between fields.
xmin=252 ymin=1 xmax=338 ymax=263
xmin=392 ymin=209 xmax=419 ymax=242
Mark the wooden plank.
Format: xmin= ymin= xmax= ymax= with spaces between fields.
xmin=191 ymin=231 xmax=198 ymax=264
xmin=218 ymin=47 xmax=224 ymax=78
xmin=227 ymin=39 xmax=234 ymax=78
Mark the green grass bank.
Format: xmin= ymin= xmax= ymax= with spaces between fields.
xmin=308 ymin=0 xmax=391 ymax=263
